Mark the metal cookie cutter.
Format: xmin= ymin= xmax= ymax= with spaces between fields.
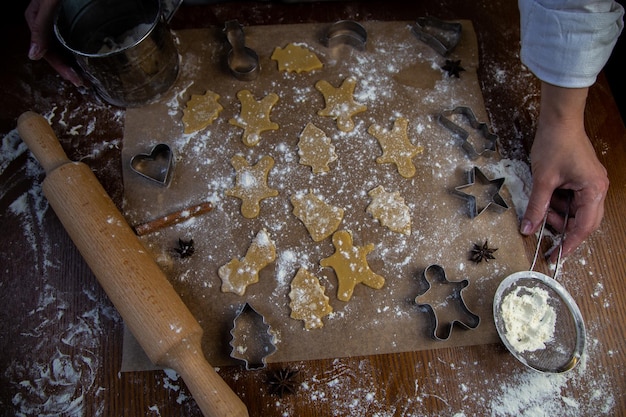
xmin=130 ymin=143 xmax=174 ymax=186
xmin=321 ymin=20 xmax=367 ymax=50
xmin=415 ymin=264 xmax=480 ymax=341
xmin=230 ymin=303 xmax=276 ymax=369
xmin=224 ymin=20 xmax=259 ymax=81
xmin=454 ymin=166 xmax=509 ymax=218
xmin=438 ymin=106 xmax=499 ymax=159
xmin=411 ymin=17 xmax=462 ymax=57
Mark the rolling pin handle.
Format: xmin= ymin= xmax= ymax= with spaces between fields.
xmin=17 ymin=111 xmax=71 ymax=173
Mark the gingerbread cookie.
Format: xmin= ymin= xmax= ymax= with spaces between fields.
xmin=225 ymin=155 xmax=279 ymax=219
xmin=271 ymin=43 xmax=323 ymax=73
xmin=291 ymin=191 xmax=344 ymax=242
xmin=219 ymin=229 xmax=276 ymax=296
xmin=320 ymin=230 xmax=385 ymax=302
xmin=368 ymin=117 xmax=424 ymax=178
xmin=367 ymin=185 xmax=412 ymax=235
xmin=297 ymin=123 xmax=338 ymax=174
xmin=289 ymin=267 xmax=333 ymax=330
xmin=229 ymin=90 xmax=279 ymax=146
xmin=182 ymin=90 xmax=223 ymax=134
xmin=315 ymin=77 xmax=367 ymax=132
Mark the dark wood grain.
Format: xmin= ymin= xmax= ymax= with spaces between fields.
xmin=2 ymin=1 xmax=625 ymax=416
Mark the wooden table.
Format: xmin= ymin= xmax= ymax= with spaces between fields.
xmin=1 ymin=1 xmax=625 ymax=416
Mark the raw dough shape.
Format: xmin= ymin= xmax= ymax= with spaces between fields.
xmin=271 ymin=43 xmax=323 ymax=73
xmin=320 ymin=230 xmax=385 ymax=302
xmin=368 ymin=117 xmax=424 ymax=178
xmin=291 ymin=191 xmax=344 ymax=242
xmin=367 ymin=185 xmax=412 ymax=235
xmin=297 ymin=122 xmax=338 ymax=174
xmin=288 ymin=267 xmax=333 ymax=330
xmin=315 ymin=77 xmax=367 ymax=132
xmin=219 ymin=229 xmax=276 ymax=296
xmin=182 ymin=90 xmax=224 ymax=134
xmin=225 ymin=154 xmax=279 ymax=219
xmin=229 ymin=90 xmax=279 ymax=146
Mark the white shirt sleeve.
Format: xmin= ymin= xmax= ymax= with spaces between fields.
xmin=519 ymin=0 xmax=624 ymax=88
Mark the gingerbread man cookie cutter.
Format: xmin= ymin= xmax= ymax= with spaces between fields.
xmin=438 ymin=106 xmax=499 ymax=160
xmin=415 ymin=264 xmax=480 ymax=341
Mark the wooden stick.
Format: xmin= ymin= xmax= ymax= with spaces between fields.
xmin=134 ymin=201 xmax=214 ymax=236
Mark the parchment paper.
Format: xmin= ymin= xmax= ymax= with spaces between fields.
xmin=121 ymin=21 xmax=531 ymax=370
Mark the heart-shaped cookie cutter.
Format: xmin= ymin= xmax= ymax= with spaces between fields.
xmin=130 ymin=143 xmax=174 ymax=186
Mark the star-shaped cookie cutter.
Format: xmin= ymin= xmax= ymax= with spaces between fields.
xmin=229 ymin=303 xmax=276 ymax=369
xmin=415 ymin=264 xmax=480 ymax=341
xmin=454 ymin=166 xmax=509 ymax=218
xmin=438 ymin=106 xmax=499 ymax=159
xmin=411 ymin=17 xmax=462 ymax=57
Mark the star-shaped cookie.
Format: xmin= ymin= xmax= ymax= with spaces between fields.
xmin=229 ymin=90 xmax=279 ymax=146
xmin=368 ymin=117 xmax=424 ymax=178
xmin=315 ymin=77 xmax=367 ymax=132
xmin=320 ymin=230 xmax=385 ymax=302
xmin=225 ymin=155 xmax=279 ymax=219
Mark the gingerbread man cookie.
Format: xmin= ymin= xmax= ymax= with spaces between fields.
xmin=225 ymin=155 xmax=279 ymax=219
xmin=315 ymin=77 xmax=367 ymax=132
xmin=368 ymin=117 xmax=424 ymax=178
xmin=229 ymin=90 xmax=279 ymax=146
xmin=320 ymin=230 xmax=385 ymax=301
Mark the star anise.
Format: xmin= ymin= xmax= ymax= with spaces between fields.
xmin=442 ymin=59 xmax=465 ymax=78
xmin=174 ymin=238 xmax=195 ymax=258
xmin=470 ymin=240 xmax=497 ymax=263
xmin=266 ymin=368 xmax=300 ymax=397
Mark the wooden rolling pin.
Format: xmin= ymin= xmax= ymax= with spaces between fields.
xmin=17 ymin=111 xmax=248 ymax=417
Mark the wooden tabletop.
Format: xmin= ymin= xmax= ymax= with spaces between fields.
xmin=1 ymin=1 xmax=625 ymax=416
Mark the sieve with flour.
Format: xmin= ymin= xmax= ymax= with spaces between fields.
xmin=493 ymin=200 xmax=585 ymax=373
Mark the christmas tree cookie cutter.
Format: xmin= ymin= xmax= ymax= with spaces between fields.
xmin=415 ymin=264 xmax=480 ymax=341
xmin=229 ymin=303 xmax=276 ymax=369
xmin=438 ymin=106 xmax=499 ymax=160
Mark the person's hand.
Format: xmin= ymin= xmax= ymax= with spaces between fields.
xmin=25 ymin=0 xmax=84 ymax=87
xmin=521 ymin=82 xmax=609 ymax=263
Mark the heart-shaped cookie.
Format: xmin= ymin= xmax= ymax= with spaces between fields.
xmin=130 ymin=144 xmax=173 ymax=185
